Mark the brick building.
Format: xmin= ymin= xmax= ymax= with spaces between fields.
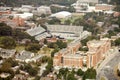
xmin=0 ymin=10 xmax=11 ymax=15
xmin=87 ymin=38 xmax=111 ymax=68
xmin=53 ymin=38 xmax=111 ymax=69
xmin=95 ymin=4 xmax=114 ymax=11
xmin=53 ymin=42 xmax=81 ymax=69
xmin=13 ymin=16 xmax=25 ymax=26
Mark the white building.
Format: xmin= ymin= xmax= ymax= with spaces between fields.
xmin=76 ymin=0 xmax=98 ymax=4
xmin=13 ymin=12 xmax=33 ymax=19
xmin=37 ymin=6 xmax=51 ymax=15
xmin=72 ymin=0 xmax=96 ymax=13
xmin=50 ymin=11 xmax=72 ymax=19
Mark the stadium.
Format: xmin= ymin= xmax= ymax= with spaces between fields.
xmin=47 ymin=25 xmax=83 ymax=39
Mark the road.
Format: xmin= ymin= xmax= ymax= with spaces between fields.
xmin=97 ymin=48 xmax=120 ymax=80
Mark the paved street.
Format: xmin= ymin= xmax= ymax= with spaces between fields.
xmin=97 ymin=47 xmax=120 ymax=80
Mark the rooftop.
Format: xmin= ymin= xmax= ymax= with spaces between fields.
xmin=47 ymin=25 xmax=83 ymax=33
xmin=15 ymin=50 xmax=34 ymax=61
xmin=26 ymin=25 xmax=46 ymax=36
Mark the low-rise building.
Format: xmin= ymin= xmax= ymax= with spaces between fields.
xmin=0 ymin=73 xmax=10 ymax=79
xmin=46 ymin=36 xmax=67 ymax=43
xmin=12 ymin=74 xmax=28 ymax=80
xmin=0 ymin=48 xmax=16 ymax=58
xmin=15 ymin=50 xmax=34 ymax=62
xmin=37 ymin=6 xmax=51 ymax=15
xmin=95 ymin=4 xmax=114 ymax=11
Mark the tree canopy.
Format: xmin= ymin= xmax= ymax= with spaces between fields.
xmin=0 ymin=23 xmax=12 ymax=36
xmin=0 ymin=36 xmax=16 ymax=49
xmin=25 ymin=43 xmax=41 ymax=53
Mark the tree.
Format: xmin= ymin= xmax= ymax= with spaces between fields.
xmin=41 ymin=56 xmax=50 ymax=63
xmin=0 ymin=23 xmax=12 ymax=36
xmin=67 ymin=6 xmax=76 ymax=12
xmin=0 ymin=36 xmax=16 ymax=49
xmin=117 ymin=69 xmax=120 ymax=76
xmin=81 ymin=36 xmax=97 ymax=46
xmin=67 ymin=73 xmax=77 ymax=80
xmin=108 ymin=30 xmax=116 ymax=37
xmin=64 ymin=19 xmax=71 ymax=25
xmin=44 ymin=39 xmax=48 ymax=44
xmin=56 ymin=40 xmax=67 ymax=49
xmin=20 ymin=64 xmax=38 ymax=76
xmin=6 ymin=58 xmax=18 ymax=67
xmin=114 ymin=27 xmax=120 ymax=33
xmin=77 ymin=69 xmax=84 ymax=76
xmin=12 ymin=29 xmax=35 ymax=41
xmin=83 ymin=68 xmax=96 ymax=80
xmin=114 ymin=38 xmax=120 ymax=46
xmin=41 ymin=14 xmax=46 ymax=18
xmin=25 ymin=43 xmax=41 ymax=53
xmin=73 ymin=18 xmax=85 ymax=26
xmin=51 ymin=48 xmax=59 ymax=57
xmin=47 ymin=18 xmax=61 ymax=24
xmin=42 ymin=58 xmax=53 ymax=76
xmin=79 ymin=47 xmax=88 ymax=52
xmin=0 ymin=62 xmax=11 ymax=72
xmin=35 ymin=76 xmax=41 ymax=80
xmin=110 ymin=0 xmax=120 ymax=5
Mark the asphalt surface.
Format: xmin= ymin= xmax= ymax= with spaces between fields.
xmin=97 ymin=50 xmax=120 ymax=80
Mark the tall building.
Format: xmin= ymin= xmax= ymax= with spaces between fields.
xmin=53 ymin=38 xmax=111 ymax=69
xmin=87 ymin=38 xmax=111 ymax=68
xmin=53 ymin=42 xmax=81 ymax=69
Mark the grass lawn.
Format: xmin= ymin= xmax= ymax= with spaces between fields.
xmin=67 ymin=39 xmax=74 ymax=44
xmin=15 ymin=45 xmax=25 ymax=52
xmin=38 ymin=46 xmax=54 ymax=56
xmin=100 ymin=76 xmax=106 ymax=80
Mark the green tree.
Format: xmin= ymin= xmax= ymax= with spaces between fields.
xmin=114 ymin=27 xmax=120 ymax=33
xmin=42 ymin=58 xmax=53 ymax=76
xmin=0 ymin=36 xmax=16 ymax=49
xmin=56 ymin=40 xmax=67 ymax=49
xmin=77 ymin=69 xmax=84 ymax=76
xmin=20 ymin=64 xmax=38 ymax=76
xmin=64 ymin=19 xmax=71 ymax=25
xmin=41 ymin=14 xmax=46 ymax=18
xmin=110 ymin=0 xmax=120 ymax=5
xmin=83 ymin=68 xmax=96 ymax=80
xmin=41 ymin=56 xmax=50 ymax=63
xmin=67 ymin=73 xmax=77 ymax=80
xmin=108 ymin=30 xmax=116 ymax=37
xmin=0 ymin=62 xmax=11 ymax=72
xmin=114 ymin=38 xmax=120 ymax=46
xmin=81 ymin=36 xmax=97 ymax=46
xmin=79 ymin=47 xmax=88 ymax=52
xmin=35 ymin=76 xmax=41 ymax=80
xmin=47 ymin=18 xmax=61 ymax=24
xmin=25 ymin=43 xmax=41 ymax=53
xmin=117 ymin=69 xmax=120 ymax=76
xmin=6 ymin=58 xmax=18 ymax=67
xmin=67 ymin=6 xmax=76 ymax=12
xmin=0 ymin=23 xmax=12 ymax=36
xmin=12 ymin=29 xmax=35 ymax=41
xmin=51 ymin=48 xmax=59 ymax=57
